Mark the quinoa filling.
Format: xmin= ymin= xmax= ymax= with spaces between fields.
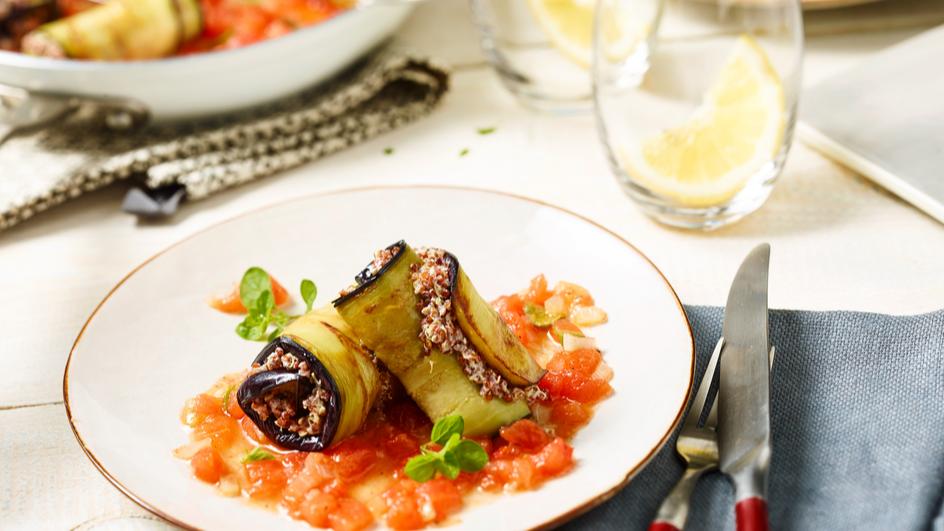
xmin=249 ymin=347 xmax=330 ymax=437
xmin=412 ymin=247 xmax=547 ymax=403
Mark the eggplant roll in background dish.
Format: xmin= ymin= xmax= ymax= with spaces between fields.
xmin=237 ymin=306 xmax=381 ymax=452
xmin=334 ymin=241 xmax=547 ymax=437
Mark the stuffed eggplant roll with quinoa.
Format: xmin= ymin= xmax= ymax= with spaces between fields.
xmin=236 ymin=306 xmax=381 ymax=452
xmin=334 ymin=241 xmax=546 ymax=437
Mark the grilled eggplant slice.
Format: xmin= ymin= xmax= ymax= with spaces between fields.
xmin=237 ymin=306 xmax=380 ymax=452
xmin=22 ymin=0 xmax=201 ymax=59
xmin=334 ymin=242 xmax=532 ymax=436
xmin=446 ymin=253 xmax=545 ymax=386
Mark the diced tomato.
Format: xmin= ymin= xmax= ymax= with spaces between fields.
xmin=540 ymin=348 xmax=612 ymax=404
xmin=552 ymin=281 xmax=595 ymax=308
xmin=281 ymin=452 xmax=308 ymax=476
xmin=239 ymin=416 xmax=269 ymax=445
xmin=499 ymin=419 xmax=550 ymax=452
xmin=329 ymin=497 xmax=374 ymax=531
xmin=191 ymin=446 xmax=227 ymax=484
xmin=416 ymin=479 xmax=462 ymax=523
xmin=549 ymin=398 xmax=592 ymax=439
xmin=493 ymin=294 xmax=545 ymax=347
xmin=383 ymin=480 xmax=424 ymax=530
xmin=491 ymin=442 xmax=522 ymax=460
xmin=190 ymin=393 xmax=223 ymax=416
xmin=208 ymin=275 xmax=290 ymax=314
xmin=193 ymin=414 xmax=240 ymax=451
xmin=508 ymin=457 xmax=539 ymax=490
xmin=223 ymin=388 xmax=244 ymax=419
xmin=566 ymin=377 xmax=613 ymax=403
xmin=325 ymin=438 xmax=379 ymax=482
xmin=283 ymin=453 xmax=336 ymax=506
xmin=551 ymin=319 xmax=584 ymax=344
xmin=245 ymin=459 xmax=287 ymax=499
xmin=546 ymin=348 xmax=601 ymax=378
xmin=523 ymin=274 xmax=552 ymax=305
xmin=530 ymin=437 xmax=573 ymax=477
xmin=298 ymin=489 xmax=338 ymax=528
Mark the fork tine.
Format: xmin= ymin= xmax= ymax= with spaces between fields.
xmin=682 ymin=337 xmax=724 ymax=429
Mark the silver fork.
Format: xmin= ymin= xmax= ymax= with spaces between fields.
xmin=648 ymin=337 xmax=725 ymax=531
xmin=649 ymin=340 xmax=776 ymax=531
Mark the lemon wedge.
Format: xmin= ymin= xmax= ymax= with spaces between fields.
xmin=526 ymin=0 xmax=595 ymax=66
xmin=622 ymin=36 xmax=785 ymax=208
xmin=527 ymin=0 xmax=645 ymax=67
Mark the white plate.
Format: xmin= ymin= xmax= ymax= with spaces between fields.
xmin=0 ymin=6 xmax=413 ymax=120
xmin=64 ymin=186 xmax=694 ymax=530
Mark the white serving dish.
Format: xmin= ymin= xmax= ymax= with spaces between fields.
xmin=0 ymin=5 xmax=413 ymax=121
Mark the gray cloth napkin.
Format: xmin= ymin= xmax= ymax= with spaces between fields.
xmin=565 ymin=306 xmax=944 ymax=531
xmin=0 ymin=52 xmax=449 ymax=231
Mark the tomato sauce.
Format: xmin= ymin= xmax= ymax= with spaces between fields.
xmin=53 ymin=0 xmax=345 ymax=56
xmin=180 ymin=275 xmax=613 ymax=530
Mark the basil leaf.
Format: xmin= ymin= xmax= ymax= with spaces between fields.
xmin=300 ymin=279 xmax=317 ymax=312
xmin=255 ymin=290 xmax=275 ymax=316
xmin=404 ymin=453 xmax=440 ymax=482
xmin=524 ymin=303 xmax=561 ymax=327
xmin=441 ymin=433 xmax=462 ymax=454
xmin=236 ymin=314 xmax=268 ymax=341
xmin=437 ymin=452 xmax=461 ymax=480
xmin=239 ymin=267 xmax=272 ymax=311
xmin=453 ymin=440 xmax=488 ymax=472
xmin=430 ymin=415 xmax=464 ymax=445
xmin=242 ymin=447 xmax=275 ymax=463
xmin=476 ymin=127 xmax=496 ymax=135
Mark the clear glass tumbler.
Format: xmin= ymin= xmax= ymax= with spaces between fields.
xmin=593 ymin=0 xmax=803 ymax=229
xmin=470 ymin=0 xmax=595 ymax=112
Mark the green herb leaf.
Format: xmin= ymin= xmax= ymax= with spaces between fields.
xmin=437 ymin=453 xmax=461 ymax=480
xmin=383 ymin=147 xmax=394 ymax=155
xmin=430 ymin=415 xmax=464 ymax=445
xmin=239 ymin=267 xmax=272 ymax=311
xmin=524 ymin=302 xmax=561 ymax=327
xmin=459 ymin=148 xmax=469 ymax=157
xmin=255 ymin=290 xmax=275 ymax=316
xmin=453 ymin=440 xmax=489 ymax=472
xmin=300 ymin=279 xmax=317 ymax=312
xmin=403 ymin=415 xmax=489 ymax=482
xmin=222 ymin=385 xmax=235 ymax=410
xmin=242 ymin=447 xmax=275 ymax=463
xmin=236 ymin=312 xmax=268 ymax=341
xmin=477 ymin=127 xmax=496 ymax=135
xmin=404 ymin=453 xmax=440 ymax=482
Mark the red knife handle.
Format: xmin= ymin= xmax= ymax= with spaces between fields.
xmin=735 ymin=497 xmax=769 ymax=531
xmin=648 ymin=522 xmax=681 ymax=531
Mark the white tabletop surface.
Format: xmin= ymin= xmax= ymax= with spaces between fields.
xmin=3 ymin=1 xmax=944 ymax=529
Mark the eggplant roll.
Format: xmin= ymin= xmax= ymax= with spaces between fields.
xmin=334 ymin=241 xmax=545 ymax=437
xmin=236 ymin=307 xmax=380 ymax=452
xmin=22 ymin=0 xmax=201 ymax=59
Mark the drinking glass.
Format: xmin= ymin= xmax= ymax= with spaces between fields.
xmin=593 ymin=0 xmax=803 ymax=229
xmin=470 ymin=0 xmax=594 ymax=112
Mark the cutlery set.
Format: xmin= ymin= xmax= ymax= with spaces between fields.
xmin=651 ymin=244 xmax=774 ymax=531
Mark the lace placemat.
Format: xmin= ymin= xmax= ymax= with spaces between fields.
xmin=0 ymin=52 xmax=449 ymax=231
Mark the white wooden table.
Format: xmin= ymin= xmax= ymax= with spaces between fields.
xmin=4 ymin=1 xmax=943 ymax=528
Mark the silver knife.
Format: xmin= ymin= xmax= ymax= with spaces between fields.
xmin=718 ymin=244 xmax=773 ymax=531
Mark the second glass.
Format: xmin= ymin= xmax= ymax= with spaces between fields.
xmin=594 ymin=0 xmax=804 ymax=229
xmin=470 ymin=0 xmax=594 ymax=112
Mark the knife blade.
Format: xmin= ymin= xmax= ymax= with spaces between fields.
xmin=718 ymin=243 xmax=772 ymax=531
